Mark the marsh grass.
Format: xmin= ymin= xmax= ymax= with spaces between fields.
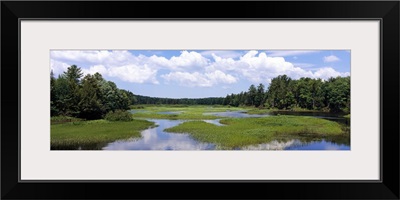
xmin=51 ymin=116 xmax=84 ymax=125
xmin=245 ymin=108 xmax=276 ymax=115
xmin=245 ymin=108 xmax=330 ymax=115
xmin=164 ymin=115 xmax=347 ymax=149
xmin=130 ymin=105 xmax=246 ymax=120
xmin=51 ymin=119 xmax=155 ymax=150
xmin=51 ymin=105 xmax=350 ymax=150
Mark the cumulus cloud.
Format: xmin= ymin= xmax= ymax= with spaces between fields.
xmin=210 ymin=51 xmax=350 ymax=82
xmin=161 ymin=70 xmax=237 ymax=87
xmin=50 ymin=59 xmax=70 ymax=75
xmin=207 ymin=51 xmax=313 ymax=83
xmin=313 ymin=67 xmax=350 ymax=80
xmin=81 ymin=65 xmax=108 ymax=76
xmin=50 ymin=50 xmax=349 ymax=87
xmin=200 ymin=50 xmax=242 ymax=59
xmin=50 ymin=50 xmax=210 ymax=84
xmin=148 ymin=51 xmax=210 ymax=71
xmin=206 ymin=70 xmax=237 ymax=84
xmin=108 ymin=64 xmax=159 ymax=84
xmin=205 ymin=51 xmax=350 ymax=83
xmin=50 ymin=50 xmax=136 ymax=66
xmin=70 ymin=62 xmax=159 ymax=84
xmin=323 ymin=55 xmax=340 ymax=62
xmin=169 ymin=51 xmax=209 ymax=68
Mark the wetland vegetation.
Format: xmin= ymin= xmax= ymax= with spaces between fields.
xmin=51 ymin=65 xmax=350 ymax=150
xmin=51 ymin=119 xmax=155 ymax=150
xmin=164 ymin=115 xmax=346 ymax=149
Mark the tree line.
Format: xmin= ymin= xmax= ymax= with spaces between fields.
xmin=52 ymin=65 xmax=350 ymax=120
xmin=51 ymin=65 xmax=137 ymax=119
xmin=135 ymin=95 xmax=224 ymax=105
xmin=223 ymin=75 xmax=350 ymax=113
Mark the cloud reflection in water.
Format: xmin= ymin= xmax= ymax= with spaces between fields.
xmin=103 ymin=119 xmax=215 ymax=150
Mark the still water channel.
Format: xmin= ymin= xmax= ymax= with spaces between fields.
xmin=103 ymin=110 xmax=350 ymax=150
xmin=104 ymin=119 xmax=216 ymax=150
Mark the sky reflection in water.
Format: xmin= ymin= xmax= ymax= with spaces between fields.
xmin=103 ymin=111 xmax=350 ymax=150
xmin=103 ymin=119 xmax=215 ymax=150
xmin=243 ymin=139 xmax=350 ymax=150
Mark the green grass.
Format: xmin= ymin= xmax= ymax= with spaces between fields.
xmin=51 ymin=119 xmax=155 ymax=150
xmin=246 ymin=107 xmax=330 ymax=115
xmin=51 ymin=105 xmax=350 ymax=150
xmin=51 ymin=116 xmax=84 ymax=125
xmin=164 ymin=115 xmax=347 ymax=149
xmin=130 ymin=105 xmax=247 ymax=120
xmin=245 ymin=108 xmax=276 ymax=114
xmin=129 ymin=105 xmax=336 ymax=119
xmin=343 ymin=114 xmax=350 ymax=118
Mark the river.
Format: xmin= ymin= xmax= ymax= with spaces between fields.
xmin=102 ymin=110 xmax=350 ymax=150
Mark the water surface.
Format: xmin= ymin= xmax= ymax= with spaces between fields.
xmin=203 ymin=111 xmax=270 ymax=118
xmin=104 ymin=110 xmax=349 ymax=150
xmin=103 ymin=119 xmax=215 ymax=150
xmin=243 ymin=139 xmax=350 ymax=150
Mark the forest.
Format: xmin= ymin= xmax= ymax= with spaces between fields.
xmin=51 ymin=65 xmax=350 ymax=120
xmin=135 ymin=95 xmax=224 ymax=105
xmin=223 ymin=75 xmax=350 ymax=113
xmin=51 ymin=65 xmax=136 ymax=119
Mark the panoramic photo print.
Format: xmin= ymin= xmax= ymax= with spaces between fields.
xmin=50 ymin=50 xmax=350 ymax=150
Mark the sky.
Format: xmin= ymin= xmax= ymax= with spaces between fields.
xmin=50 ymin=50 xmax=350 ymax=98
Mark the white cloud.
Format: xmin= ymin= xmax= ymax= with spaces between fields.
xmin=162 ymin=72 xmax=212 ymax=87
xmin=208 ymin=51 xmax=314 ymax=83
xmin=292 ymin=63 xmax=315 ymax=68
xmin=148 ymin=51 xmax=210 ymax=71
xmin=50 ymin=59 xmax=70 ymax=76
xmin=81 ymin=65 xmax=108 ymax=76
xmin=51 ymin=55 xmax=159 ymax=84
xmin=79 ymin=64 xmax=159 ymax=84
xmin=200 ymin=50 xmax=242 ymax=59
xmin=205 ymin=70 xmax=237 ymax=84
xmin=166 ymin=51 xmax=209 ymax=69
xmin=50 ymin=50 xmax=216 ymax=85
xmin=50 ymin=50 xmax=135 ymax=66
xmin=313 ymin=67 xmax=350 ymax=79
xmin=323 ymin=55 xmax=340 ymax=62
xmin=161 ymin=70 xmax=237 ymax=87
xmin=266 ymin=50 xmax=320 ymax=57
xmin=108 ymin=64 xmax=159 ymax=84
xmin=205 ymin=51 xmax=348 ymax=83
xmin=51 ymin=50 xmax=349 ymax=87
xmin=51 ymin=50 xmax=150 ymax=80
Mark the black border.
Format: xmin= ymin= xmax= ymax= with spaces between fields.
xmin=17 ymin=21 xmax=378 ymax=183
xmin=2 ymin=1 xmax=399 ymax=199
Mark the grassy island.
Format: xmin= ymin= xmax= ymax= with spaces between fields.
xmin=165 ymin=115 xmax=346 ymax=149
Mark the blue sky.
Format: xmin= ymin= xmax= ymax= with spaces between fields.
xmin=50 ymin=50 xmax=350 ymax=98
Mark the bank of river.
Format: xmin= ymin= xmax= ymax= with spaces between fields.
xmin=102 ymin=111 xmax=350 ymax=150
